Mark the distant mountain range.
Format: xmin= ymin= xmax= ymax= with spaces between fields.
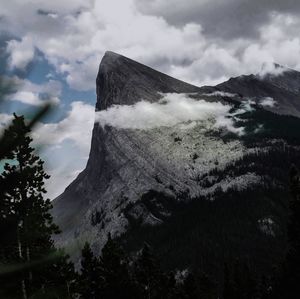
xmin=52 ymin=51 xmax=300 ymax=278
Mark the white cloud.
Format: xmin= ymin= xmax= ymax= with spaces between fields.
xmin=2 ymin=1 xmax=300 ymax=91
xmin=10 ymin=91 xmax=42 ymax=106
xmin=203 ymin=91 xmax=237 ymax=97
xmin=0 ymin=113 xmax=13 ymax=134
xmin=42 ymin=141 xmax=89 ymax=199
xmin=258 ymin=62 xmax=288 ymax=78
xmin=6 ymin=77 xmax=62 ymax=106
xmin=96 ymin=93 xmax=244 ymax=135
xmin=33 ymin=101 xmax=95 ymax=198
xmin=214 ymin=115 xmax=244 ymax=136
xmin=6 ymin=36 xmax=35 ymax=70
xmin=260 ymin=97 xmax=276 ymax=107
xmin=33 ymin=101 xmax=94 ymax=152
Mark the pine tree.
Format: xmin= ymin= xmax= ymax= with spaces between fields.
xmin=223 ymin=260 xmax=259 ymax=299
xmin=76 ymin=242 xmax=102 ymax=299
xmin=258 ymin=275 xmax=271 ymax=299
xmin=134 ymin=243 xmax=168 ymax=299
xmin=99 ymin=234 xmax=136 ymax=299
xmin=182 ymin=272 xmax=201 ymax=299
xmin=272 ymin=166 xmax=300 ymax=298
xmin=223 ymin=263 xmax=235 ymax=299
xmin=164 ymin=271 xmax=186 ymax=299
xmin=0 ymin=114 xmax=75 ymax=298
xmin=286 ymin=166 xmax=300 ymax=293
xmin=198 ymin=273 xmax=217 ymax=299
xmin=242 ymin=262 xmax=259 ymax=299
xmin=46 ymin=250 xmax=76 ymax=298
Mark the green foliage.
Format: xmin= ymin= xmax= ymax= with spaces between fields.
xmin=1 ymin=110 xmax=299 ymax=299
xmin=99 ymin=233 xmax=135 ymax=298
xmin=223 ymin=260 xmax=260 ymax=299
xmin=121 ymin=188 xmax=288 ymax=287
xmin=271 ymin=166 xmax=300 ymax=298
xmin=76 ymin=236 xmax=138 ymax=299
xmin=76 ymin=242 xmax=101 ymax=299
xmin=0 ymin=114 xmax=75 ymax=299
xmin=134 ymin=243 xmax=167 ymax=298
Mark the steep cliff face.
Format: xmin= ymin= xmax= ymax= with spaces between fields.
xmin=52 ymin=52 xmax=236 ymax=249
xmin=52 ymin=51 xmax=208 ymax=249
xmin=52 ymin=52 xmax=300 ymax=274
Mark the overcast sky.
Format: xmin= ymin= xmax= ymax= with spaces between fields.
xmin=1 ymin=0 xmax=300 ymax=198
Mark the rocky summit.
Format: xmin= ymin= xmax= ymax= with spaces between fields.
xmin=52 ymin=51 xmax=300 ymax=276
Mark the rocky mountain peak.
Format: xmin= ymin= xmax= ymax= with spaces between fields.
xmin=96 ymin=51 xmax=200 ymax=111
xmin=53 ymin=52 xmax=300 ymax=275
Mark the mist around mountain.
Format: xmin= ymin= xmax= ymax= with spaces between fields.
xmin=2 ymin=51 xmax=300 ymax=298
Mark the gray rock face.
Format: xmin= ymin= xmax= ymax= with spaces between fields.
xmin=52 ymin=52 xmax=300 ymax=260
xmin=52 ymin=51 xmax=209 ymax=253
xmin=217 ymin=65 xmax=300 ymax=117
xmin=96 ymin=51 xmax=200 ymax=110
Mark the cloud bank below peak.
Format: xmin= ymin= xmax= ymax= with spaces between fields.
xmin=96 ymin=93 xmax=244 ymax=135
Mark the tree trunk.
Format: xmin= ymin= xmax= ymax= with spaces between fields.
xmin=21 ymin=280 xmax=27 ymax=299
xmin=17 ymin=224 xmax=27 ymax=299
xmin=26 ymin=246 xmax=33 ymax=282
xmin=67 ymin=281 xmax=71 ymax=298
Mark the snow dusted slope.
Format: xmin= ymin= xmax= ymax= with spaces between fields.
xmin=52 ymin=52 xmax=300 ymax=271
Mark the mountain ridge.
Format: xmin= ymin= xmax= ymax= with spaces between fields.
xmin=52 ymin=52 xmax=300 ymax=277
xmin=217 ymin=64 xmax=300 ymax=117
xmin=96 ymin=51 xmax=201 ymax=110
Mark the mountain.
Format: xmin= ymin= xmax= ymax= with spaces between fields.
xmin=217 ymin=64 xmax=300 ymax=117
xmin=52 ymin=52 xmax=300 ymax=279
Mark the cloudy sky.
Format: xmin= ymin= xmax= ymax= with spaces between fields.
xmin=1 ymin=0 xmax=300 ymax=198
